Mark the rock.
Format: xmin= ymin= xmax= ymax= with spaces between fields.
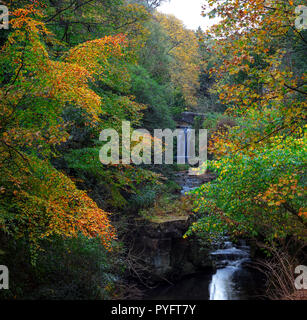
xmin=174 ymin=171 xmax=216 ymax=195
xmin=182 ymin=261 xmax=196 ymax=275
xmin=129 ymin=168 xmax=216 ymax=283
xmin=176 ymin=112 xmax=206 ymax=126
xmin=133 ymin=218 xmax=213 ymax=281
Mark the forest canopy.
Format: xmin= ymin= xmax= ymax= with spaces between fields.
xmin=0 ymin=0 xmax=306 ymax=300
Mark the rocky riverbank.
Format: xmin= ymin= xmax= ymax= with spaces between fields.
xmin=128 ymin=171 xmax=216 ymax=283
xmin=125 ymin=170 xmax=265 ymax=300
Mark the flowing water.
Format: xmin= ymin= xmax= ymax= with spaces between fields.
xmin=146 ymin=129 xmax=263 ymax=300
xmin=209 ymin=240 xmax=253 ymax=300
xmin=146 ymin=239 xmax=261 ymax=300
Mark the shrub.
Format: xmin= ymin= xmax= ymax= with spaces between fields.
xmin=0 ymin=233 xmax=121 ymax=300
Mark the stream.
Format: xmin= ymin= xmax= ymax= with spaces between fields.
xmin=146 ymin=238 xmax=261 ymax=300
xmin=209 ymin=239 xmax=255 ymax=300
xmin=145 ymin=170 xmax=263 ymax=300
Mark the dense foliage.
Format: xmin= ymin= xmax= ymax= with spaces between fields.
xmin=0 ymin=0 xmax=203 ymax=299
xmin=0 ymin=0 xmax=305 ymax=300
xmin=187 ymin=0 xmax=306 ymax=247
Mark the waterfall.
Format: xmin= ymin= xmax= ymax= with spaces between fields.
xmin=177 ymin=127 xmax=191 ymax=164
xmin=144 ymin=169 xmax=261 ymax=301
xmin=209 ymin=240 xmax=250 ymax=300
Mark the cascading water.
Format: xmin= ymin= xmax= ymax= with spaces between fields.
xmin=209 ymin=240 xmax=251 ymax=300
xmin=145 ymin=147 xmax=262 ymax=300
xmin=177 ymin=126 xmax=192 ymax=165
xmin=177 ymin=126 xmax=202 ymax=195
xmin=178 ymin=127 xmax=256 ymax=300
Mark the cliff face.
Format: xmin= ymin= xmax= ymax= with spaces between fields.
xmin=126 ymin=171 xmax=216 ymax=284
xmin=133 ymin=217 xmax=213 ymax=282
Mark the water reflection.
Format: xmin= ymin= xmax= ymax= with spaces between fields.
xmin=146 ymin=273 xmax=211 ymax=300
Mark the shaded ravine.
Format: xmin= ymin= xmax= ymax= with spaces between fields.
xmin=144 ymin=171 xmax=263 ymax=300
xmin=146 ymin=240 xmax=261 ymax=300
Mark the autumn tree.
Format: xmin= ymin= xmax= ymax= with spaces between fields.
xmin=187 ymin=0 xmax=306 ymax=245
xmin=155 ymin=12 xmax=200 ymax=109
xmin=196 ymin=27 xmax=225 ymax=113
xmin=39 ymin=0 xmax=150 ymax=48
xmin=0 ymin=3 xmax=125 ymax=259
xmin=0 ymin=1 xmax=164 ymax=299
